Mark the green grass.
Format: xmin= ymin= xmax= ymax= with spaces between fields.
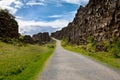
xmin=0 ymin=41 xmax=55 ymax=80
xmin=61 ymin=41 xmax=120 ymax=70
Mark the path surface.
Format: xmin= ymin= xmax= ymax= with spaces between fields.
xmin=37 ymin=39 xmax=120 ymax=80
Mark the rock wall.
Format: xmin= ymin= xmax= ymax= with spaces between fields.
xmin=32 ymin=32 xmax=51 ymax=44
xmin=51 ymin=0 xmax=120 ymax=45
xmin=23 ymin=35 xmax=34 ymax=44
xmin=0 ymin=9 xmax=18 ymax=39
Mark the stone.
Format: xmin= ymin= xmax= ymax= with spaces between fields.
xmin=32 ymin=32 xmax=51 ymax=44
xmin=0 ymin=9 xmax=18 ymax=39
xmin=51 ymin=0 xmax=120 ymax=45
xmin=23 ymin=35 xmax=34 ymax=44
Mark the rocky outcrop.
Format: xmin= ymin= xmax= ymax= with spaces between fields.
xmin=23 ymin=35 xmax=34 ymax=44
xmin=32 ymin=32 xmax=51 ymax=44
xmin=0 ymin=9 xmax=18 ymax=39
xmin=51 ymin=0 xmax=120 ymax=45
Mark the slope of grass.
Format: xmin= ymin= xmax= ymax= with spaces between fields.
xmin=61 ymin=40 xmax=120 ymax=70
xmin=0 ymin=41 xmax=55 ymax=80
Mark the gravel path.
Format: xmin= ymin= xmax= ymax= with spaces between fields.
xmin=37 ymin=39 xmax=120 ymax=80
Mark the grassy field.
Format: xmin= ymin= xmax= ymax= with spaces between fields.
xmin=0 ymin=41 xmax=55 ymax=80
xmin=61 ymin=41 xmax=120 ymax=70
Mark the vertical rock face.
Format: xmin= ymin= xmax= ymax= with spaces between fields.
xmin=51 ymin=0 xmax=120 ymax=45
xmin=32 ymin=32 xmax=51 ymax=44
xmin=23 ymin=35 xmax=34 ymax=44
xmin=0 ymin=9 xmax=18 ymax=39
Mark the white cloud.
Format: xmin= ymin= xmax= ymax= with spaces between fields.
xmin=49 ymin=15 xmax=62 ymax=18
xmin=49 ymin=11 xmax=76 ymax=20
xmin=0 ymin=0 xmax=23 ymax=14
xmin=17 ymin=18 xmax=69 ymax=35
xmin=16 ymin=16 xmax=23 ymax=19
xmin=0 ymin=6 xmax=17 ymax=14
xmin=14 ymin=0 xmax=23 ymax=8
xmin=43 ymin=0 xmax=89 ymax=5
xmin=0 ymin=0 xmax=16 ymax=14
xmin=26 ymin=2 xmax=45 ymax=6
xmin=63 ymin=0 xmax=89 ymax=4
xmin=26 ymin=0 xmax=45 ymax=6
xmin=0 ymin=0 xmax=15 ymax=6
xmin=17 ymin=19 xmax=69 ymax=28
xmin=0 ymin=0 xmax=89 ymax=35
xmin=16 ymin=10 xmax=77 ymax=35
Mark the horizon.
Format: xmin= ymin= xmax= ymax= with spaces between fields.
xmin=0 ymin=0 xmax=89 ymax=35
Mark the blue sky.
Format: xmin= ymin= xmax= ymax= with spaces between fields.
xmin=0 ymin=0 xmax=89 ymax=35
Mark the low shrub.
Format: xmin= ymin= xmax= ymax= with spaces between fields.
xmin=110 ymin=38 xmax=120 ymax=57
xmin=47 ymin=44 xmax=55 ymax=48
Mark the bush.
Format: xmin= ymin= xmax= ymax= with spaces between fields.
xmin=19 ymin=36 xmax=24 ymax=42
xmin=111 ymin=38 xmax=120 ymax=58
xmin=62 ymin=37 xmax=69 ymax=47
xmin=87 ymin=43 xmax=95 ymax=52
xmin=86 ymin=36 xmax=96 ymax=52
xmin=47 ymin=44 xmax=55 ymax=48
xmin=88 ymin=36 xmax=95 ymax=44
xmin=111 ymin=47 xmax=120 ymax=58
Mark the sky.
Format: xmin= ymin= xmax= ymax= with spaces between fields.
xmin=0 ymin=0 xmax=89 ymax=35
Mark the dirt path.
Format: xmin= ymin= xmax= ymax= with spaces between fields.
xmin=37 ymin=38 xmax=120 ymax=80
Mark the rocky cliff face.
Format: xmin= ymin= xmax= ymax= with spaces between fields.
xmin=51 ymin=0 xmax=120 ymax=45
xmin=0 ymin=9 xmax=18 ymax=39
xmin=23 ymin=35 xmax=34 ymax=44
xmin=32 ymin=32 xmax=51 ymax=44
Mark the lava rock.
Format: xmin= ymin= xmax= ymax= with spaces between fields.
xmin=0 ymin=9 xmax=18 ymax=39
xmin=23 ymin=35 xmax=34 ymax=44
xmin=32 ymin=32 xmax=51 ymax=44
xmin=51 ymin=0 xmax=120 ymax=45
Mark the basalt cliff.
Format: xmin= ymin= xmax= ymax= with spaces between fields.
xmin=0 ymin=9 xmax=18 ymax=39
xmin=23 ymin=32 xmax=51 ymax=44
xmin=51 ymin=0 xmax=120 ymax=45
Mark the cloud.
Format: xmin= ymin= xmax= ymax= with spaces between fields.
xmin=16 ymin=10 xmax=77 ymax=35
xmin=16 ymin=16 xmax=23 ymax=19
xmin=0 ymin=0 xmax=89 ymax=14
xmin=14 ymin=0 xmax=23 ymax=8
xmin=0 ymin=0 xmax=89 ymax=35
xmin=0 ymin=0 xmax=15 ymax=6
xmin=26 ymin=2 xmax=45 ymax=6
xmin=25 ymin=0 xmax=45 ymax=6
xmin=19 ymin=26 xmax=58 ymax=35
xmin=49 ymin=11 xmax=76 ymax=20
xmin=0 ymin=6 xmax=17 ymax=14
xmin=62 ymin=0 xmax=89 ymax=5
xmin=17 ymin=19 xmax=69 ymax=28
xmin=0 ymin=0 xmax=23 ymax=14
xmin=44 ymin=0 xmax=89 ymax=5
xmin=0 ymin=0 xmax=16 ymax=14
xmin=17 ymin=18 xmax=69 ymax=35
xmin=48 ymin=15 xmax=62 ymax=18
